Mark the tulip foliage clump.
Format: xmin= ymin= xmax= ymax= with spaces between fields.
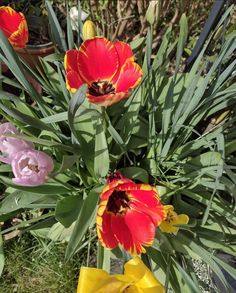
xmin=0 ymin=2 xmax=236 ymax=292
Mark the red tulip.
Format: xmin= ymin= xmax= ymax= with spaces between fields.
xmin=96 ymin=172 xmax=165 ymax=254
xmin=64 ymin=37 xmax=143 ymax=106
xmin=0 ymin=6 xmax=28 ymax=48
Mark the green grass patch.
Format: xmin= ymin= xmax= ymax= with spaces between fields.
xmin=0 ymin=233 xmax=90 ymax=293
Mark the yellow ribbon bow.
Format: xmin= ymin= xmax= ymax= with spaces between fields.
xmin=77 ymin=256 xmax=164 ymax=293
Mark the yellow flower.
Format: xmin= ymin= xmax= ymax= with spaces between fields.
xmin=77 ymin=256 xmax=165 ymax=293
xmin=82 ymin=20 xmax=96 ymax=40
xmin=159 ymin=205 xmax=189 ymax=234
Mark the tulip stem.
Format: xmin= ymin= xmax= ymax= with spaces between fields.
xmin=86 ymin=228 xmax=92 ymax=267
xmin=97 ymin=242 xmax=104 ymax=269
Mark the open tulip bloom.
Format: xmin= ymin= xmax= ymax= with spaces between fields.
xmin=96 ymin=173 xmax=165 ymax=254
xmin=0 ymin=122 xmax=34 ymax=164
xmin=64 ymin=37 xmax=143 ymax=106
xmin=0 ymin=6 xmax=28 ymax=48
xmin=11 ymin=149 xmax=54 ymax=186
xmin=77 ymin=257 xmax=165 ymax=293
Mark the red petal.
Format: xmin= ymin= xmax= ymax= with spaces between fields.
xmin=130 ymin=199 xmax=165 ymax=227
xmin=65 ymin=50 xmax=80 ymax=73
xmin=97 ymin=211 xmax=118 ymax=249
xmin=129 ymin=190 xmax=159 ymax=209
xmin=64 ymin=50 xmax=84 ymax=92
xmin=111 ymin=214 xmax=138 ymax=254
xmin=0 ymin=8 xmax=28 ymax=48
xmin=124 ymin=210 xmax=156 ymax=250
xmin=115 ymin=41 xmax=134 ymax=66
xmin=0 ymin=7 xmax=22 ymax=37
xmin=78 ymin=37 xmax=119 ymax=84
xmin=112 ymin=42 xmax=134 ymax=83
xmin=101 ymin=178 xmax=134 ymax=201
xmin=115 ymin=61 xmax=142 ymax=93
xmin=87 ymin=92 xmax=127 ymax=107
xmin=127 ymin=186 xmax=164 ymax=226
xmin=65 ymin=71 xmax=84 ymax=92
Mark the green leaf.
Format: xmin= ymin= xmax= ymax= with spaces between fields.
xmin=68 ymin=84 xmax=87 ymax=137
xmin=0 ymin=103 xmax=54 ymax=132
xmin=0 ymin=233 xmax=4 ymax=277
xmin=119 ymin=167 xmax=149 ymax=183
xmin=55 ymin=195 xmax=83 ymax=228
xmin=172 ymin=259 xmax=201 ymax=293
xmin=0 ymin=190 xmax=46 ymax=214
xmin=65 ymin=186 xmax=101 ymax=261
xmin=179 ymin=233 xmax=230 ymax=292
xmin=66 ymin=3 xmax=74 ymax=50
xmin=45 ymin=0 xmax=67 ymax=52
xmin=55 ymin=155 xmax=79 ymax=174
xmin=0 ymin=176 xmax=70 ymax=195
xmin=94 ymin=118 xmax=109 ymax=178
xmin=175 ymin=14 xmax=188 ymax=72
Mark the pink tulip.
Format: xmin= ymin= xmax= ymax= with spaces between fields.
xmin=0 ymin=122 xmax=34 ymax=163
xmin=11 ymin=149 xmax=54 ymax=186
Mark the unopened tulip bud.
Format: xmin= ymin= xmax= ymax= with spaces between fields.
xmin=146 ymin=0 xmax=160 ymax=26
xmin=11 ymin=149 xmax=54 ymax=186
xmin=82 ymin=20 xmax=96 ymax=40
xmin=0 ymin=122 xmax=34 ymax=164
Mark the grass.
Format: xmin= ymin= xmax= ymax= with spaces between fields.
xmin=0 ymin=233 xmax=89 ymax=293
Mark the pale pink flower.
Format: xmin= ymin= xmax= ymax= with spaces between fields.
xmin=0 ymin=122 xmax=34 ymax=163
xmin=11 ymin=149 xmax=54 ymax=186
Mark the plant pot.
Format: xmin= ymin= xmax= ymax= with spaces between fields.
xmin=15 ymin=15 xmax=55 ymax=69
xmin=15 ymin=42 xmax=55 ymax=69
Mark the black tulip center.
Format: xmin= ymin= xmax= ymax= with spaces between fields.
xmin=89 ymin=80 xmax=115 ymax=96
xmin=107 ymin=190 xmax=130 ymax=215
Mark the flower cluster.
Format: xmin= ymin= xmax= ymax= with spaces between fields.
xmin=0 ymin=123 xmax=53 ymax=186
xmin=0 ymin=6 xmax=193 ymax=291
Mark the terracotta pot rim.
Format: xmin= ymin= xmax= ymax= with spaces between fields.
xmin=26 ymin=42 xmax=54 ymax=50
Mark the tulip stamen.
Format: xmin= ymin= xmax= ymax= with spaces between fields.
xmin=28 ymin=164 xmax=39 ymax=173
xmin=166 ymin=211 xmax=175 ymax=223
xmin=107 ymin=190 xmax=130 ymax=215
xmin=19 ymin=158 xmax=39 ymax=173
xmin=89 ymin=80 xmax=115 ymax=97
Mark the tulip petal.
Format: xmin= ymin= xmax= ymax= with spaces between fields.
xmin=64 ymin=50 xmax=80 ymax=72
xmin=159 ymin=220 xmax=177 ymax=233
xmin=124 ymin=210 xmax=156 ymax=251
xmin=0 ymin=7 xmax=22 ymax=37
xmin=97 ymin=211 xmax=118 ymax=249
xmin=128 ymin=187 xmax=159 ymax=208
xmin=112 ymin=42 xmax=134 ymax=83
xmin=0 ymin=7 xmax=28 ymax=48
xmin=114 ymin=41 xmax=134 ymax=66
xmin=115 ymin=60 xmax=143 ymax=93
xmin=175 ymin=214 xmax=189 ymax=225
xmin=66 ymin=71 xmax=84 ymax=93
xmin=87 ymin=92 xmax=127 ymax=107
xmin=111 ymin=214 xmax=139 ymax=254
xmin=128 ymin=188 xmax=165 ymax=226
xmin=78 ymin=37 xmax=119 ymax=83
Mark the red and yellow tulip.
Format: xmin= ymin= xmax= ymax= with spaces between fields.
xmin=0 ymin=6 xmax=28 ymax=48
xmin=96 ymin=172 xmax=165 ymax=254
xmin=64 ymin=37 xmax=143 ymax=106
xmin=77 ymin=257 xmax=165 ymax=293
xmin=159 ymin=205 xmax=189 ymax=234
